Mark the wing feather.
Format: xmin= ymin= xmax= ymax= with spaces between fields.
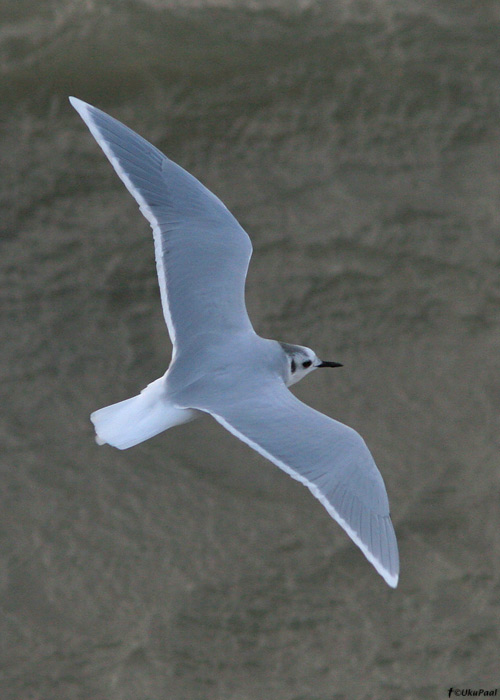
xmin=211 ymin=404 xmax=399 ymax=588
xmin=186 ymin=380 xmax=399 ymax=587
xmin=70 ymin=97 xmax=254 ymax=350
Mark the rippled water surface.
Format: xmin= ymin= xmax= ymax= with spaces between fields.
xmin=1 ymin=1 xmax=500 ymax=697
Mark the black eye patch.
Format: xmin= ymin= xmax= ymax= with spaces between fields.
xmin=302 ymin=360 xmax=312 ymax=368
xmin=291 ymin=359 xmax=296 ymax=373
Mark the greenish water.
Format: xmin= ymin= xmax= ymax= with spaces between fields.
xmin=1 ymin=1 xmax=500 ymax=697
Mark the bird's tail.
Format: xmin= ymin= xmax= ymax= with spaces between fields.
xmin=90 ymin=377 xmax=197 ymax=450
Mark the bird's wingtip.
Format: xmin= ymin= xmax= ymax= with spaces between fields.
xmin=69 ymin=96 xmax=89 ymax=115
xmin=385 ymin=571 xmax=399 ymax=588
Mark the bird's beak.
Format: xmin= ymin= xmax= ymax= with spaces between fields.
xmin=317 ymin=360 xmax=343 ymax=368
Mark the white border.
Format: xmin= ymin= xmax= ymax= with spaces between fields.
xmin=69 ymin=97 xmax=177 ymax=355
xmin=211 ymin=410 xmax=399 ymax=588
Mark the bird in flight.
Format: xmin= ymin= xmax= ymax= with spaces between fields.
xmin=70 ymin=97 xmax=399 ymax=588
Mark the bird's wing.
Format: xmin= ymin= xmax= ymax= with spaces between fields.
xmin=70 ymin=97 xmax=254 ymax=351
xmin=179 ymin=376 xmax=399 ymax=587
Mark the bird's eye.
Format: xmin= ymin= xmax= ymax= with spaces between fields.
xmin=291 ymin=359 xmax=296 ymax=373
xmin=302 ymin=360 xmax=312 ymax=368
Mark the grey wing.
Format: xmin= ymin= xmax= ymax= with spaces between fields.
xmin=181 ymin=378 xmax=399 ymax=587
xmin=70 ymin=97 xmax=254 ymax=349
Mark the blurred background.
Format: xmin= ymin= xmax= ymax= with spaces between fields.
xmin=2 ymin=0 xmax=500 ymax=698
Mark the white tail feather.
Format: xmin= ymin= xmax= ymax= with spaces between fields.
xmin=90 ymin=377 xmax=198 ymax=449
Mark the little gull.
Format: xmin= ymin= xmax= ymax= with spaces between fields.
xmin=70 ymin=97 xmax=399 ymax=587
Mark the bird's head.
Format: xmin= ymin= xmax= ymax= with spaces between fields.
xmin=279 ymin=343 xmax=342 ymax=387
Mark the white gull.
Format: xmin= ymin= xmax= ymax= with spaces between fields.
xmin=70 ymin=97 xmax=399 ymax=587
